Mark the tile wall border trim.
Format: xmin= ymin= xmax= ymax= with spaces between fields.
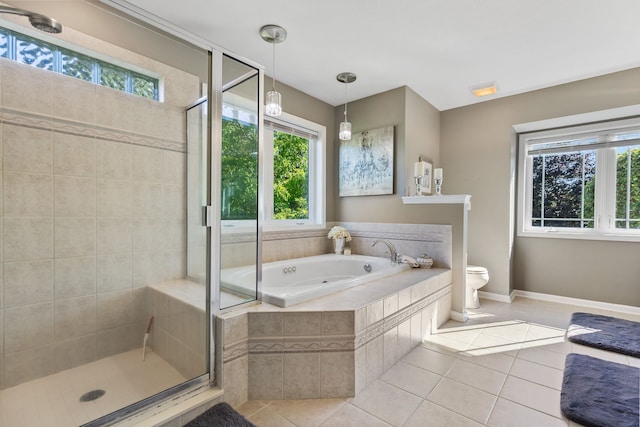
xmin=223 ymin=340 xmax=248 ymax=363
xmin=0 ymin=107 xmax=185 ymax=153
xmin=349 ymin=230 xmax=445 ymax=243
xmin=234 ymin=282 xmax=451 ymax=360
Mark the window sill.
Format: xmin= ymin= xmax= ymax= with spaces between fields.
xmin=263 ymin=223 xmax=326 ymax=233
xmin=518 ymin=229 xmax=640 ymax=243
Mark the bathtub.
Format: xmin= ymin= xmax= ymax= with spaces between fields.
xmin=220 ymin=254 xmax=411 ymax=307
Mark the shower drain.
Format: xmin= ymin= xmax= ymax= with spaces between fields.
xmin=79 ymin=389 xmax=106 ymax=402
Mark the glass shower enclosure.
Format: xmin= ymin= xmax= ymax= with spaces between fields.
xmin=0 ymin=2 xmax=262 ymax=425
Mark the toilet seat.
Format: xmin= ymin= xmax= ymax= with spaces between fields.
xmin=467 ymin=265 xmax=487 ymax=274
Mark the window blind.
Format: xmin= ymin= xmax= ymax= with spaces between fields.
xmin=527 ymin=128 xmax=640 ymax=155
xmin=264 ymin=117 xmax=318 ymax=140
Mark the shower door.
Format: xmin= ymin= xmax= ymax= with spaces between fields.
xmin=218 ymin=54 xmax=261 ymax=309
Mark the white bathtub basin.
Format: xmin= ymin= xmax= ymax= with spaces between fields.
xmin=220 ymin=254 xmax=411 ymax=307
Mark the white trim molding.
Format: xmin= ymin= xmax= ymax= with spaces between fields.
xmin=478 ymin=290 xmax=515 ymax=304
xmin=512 ymin=290 xmax=640 ymax=315
xmin=450 ymin=310 xmax=468 ymax=322
xmin=496 ymin=290 xmax=640 ymax=316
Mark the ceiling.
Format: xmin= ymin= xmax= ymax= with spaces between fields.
xmin=102 ymin=1 xmax=640 ymax=110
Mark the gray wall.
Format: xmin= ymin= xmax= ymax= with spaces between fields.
xmin=334 ymin=86 xmax=438 ymax=221
xmin=335 ymin=86 xmax=406 ymax=219
xmin=405 ymin=87 xmax=441 ymax=179
xmin=440 ymin=68 xmax=640 ymax=306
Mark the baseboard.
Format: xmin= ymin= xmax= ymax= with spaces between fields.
xmin=477 ymin=290 xmax=515 ymax=303
xmin=512 ymin=290 xmax=640 ymax=316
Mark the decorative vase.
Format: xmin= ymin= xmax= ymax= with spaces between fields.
xmin=416 ymin=254 xmax=434 ymax=269
xmin=333 ymin=238 xmax=345 ymax=254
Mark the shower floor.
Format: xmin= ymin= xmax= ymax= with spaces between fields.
xmin=0 ymin=348 xmax=187 ymax=427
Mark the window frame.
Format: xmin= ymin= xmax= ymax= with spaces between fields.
xmin=263 ymin=112 xmax=326 ymax=230
xmin=0 ymin=23 xmax=160 ymax=100
xmin=517 ymin=116 xmax=640 ymax=242
xmin=220 ymin=108 xmax=326 ymax=232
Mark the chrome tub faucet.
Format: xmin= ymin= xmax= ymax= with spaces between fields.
xmin=371 ymin=239 xmax=400 ymax=264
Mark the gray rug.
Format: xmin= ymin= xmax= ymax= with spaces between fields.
xmin=566 ymin=312 xmax=640 ymax=358
xmin=561 ymin=353 xmax=639 ymax=427
xmin=184 ymin=402 xmax=256 ymax=427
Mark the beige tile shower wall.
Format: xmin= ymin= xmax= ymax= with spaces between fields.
xmin=146 ymin=286 xmax=207 ymax=380
xmin=0 ymin=51 xmax=197 ymax=389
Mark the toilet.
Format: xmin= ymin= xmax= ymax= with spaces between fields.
xmin=466 ymin=265 xmax=489 ymax=309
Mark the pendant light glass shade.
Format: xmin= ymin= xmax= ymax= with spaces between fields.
xmin=336 ymin=72 xmax=356 ymax=141
xmin=265 ymin=90 xmax=282 ymax=117
xmin=260 ymin=25 xmax=287 ymax=117
xmin=339 ymin=120 xmax=352 ymax=141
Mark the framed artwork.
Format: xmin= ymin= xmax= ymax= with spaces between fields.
xmin=339 ymin=125 xmax=394 ymax=197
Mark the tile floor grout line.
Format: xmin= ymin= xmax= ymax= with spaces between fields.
xmin=343 ymin=400 xmax=392 ymax=426
xmin=495 ymin=393 xmax=567 ymax=422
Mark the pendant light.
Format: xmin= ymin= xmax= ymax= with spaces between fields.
xmin=260 ymin=24 xmax=287 ymax=117
xmin=337 ymin=72 xmax=356 ymax=140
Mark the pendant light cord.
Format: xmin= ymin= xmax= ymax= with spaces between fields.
xmin=343 ymin=83 xmax=348 ymax=120
xmin=272 ymin=42 xmax=277 ymax=92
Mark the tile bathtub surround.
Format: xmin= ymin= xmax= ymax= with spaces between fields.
xmin=340 ymin=222 xmax=452 ymax=268
xmin=219 ymin=268 xmax=452 ymax=406
xmin=236 ymin=297 xmax=640 ymax=426
xmin=0 ymin=55 xmax=197 ymax=389
xmin=251 ymin=222 xmax=452 ymax=268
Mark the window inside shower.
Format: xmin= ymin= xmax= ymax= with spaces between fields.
xmin=0 ymin=24 xmax=160 ymax=100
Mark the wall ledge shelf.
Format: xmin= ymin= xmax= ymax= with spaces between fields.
xmin=402 ymin=194 xmax=471 ymax=209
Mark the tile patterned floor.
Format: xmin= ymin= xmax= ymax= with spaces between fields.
xmin=0 ymin=349 xmax=186 ymax=427
xmin=237 ymin=297 xmax=640 ymax=427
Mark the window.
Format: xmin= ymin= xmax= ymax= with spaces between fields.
xmin=221 ymin=101 xmax=325 ymax=228
xmin=0 ymin=25 xmax=159 ymax=100
xmin=263 ymin=115 xmax=324 ymax=227
xmin=518 ymin=117 xmax=640 ymax=241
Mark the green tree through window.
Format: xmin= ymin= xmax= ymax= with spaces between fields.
xmin=220 ymin=119 xmax=312 ymax=221
xmin=531 ymin=151 xmax=596 ymax=228
xmin=529 ymin=146 xmax=640 ymax=231
xmin=273 ymin=131 xmax=309 ymax=220
xmin=221 ymin=118 xmax=258 ymax=220
xmin=616 ymin=147 xmax=640 ymax=229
